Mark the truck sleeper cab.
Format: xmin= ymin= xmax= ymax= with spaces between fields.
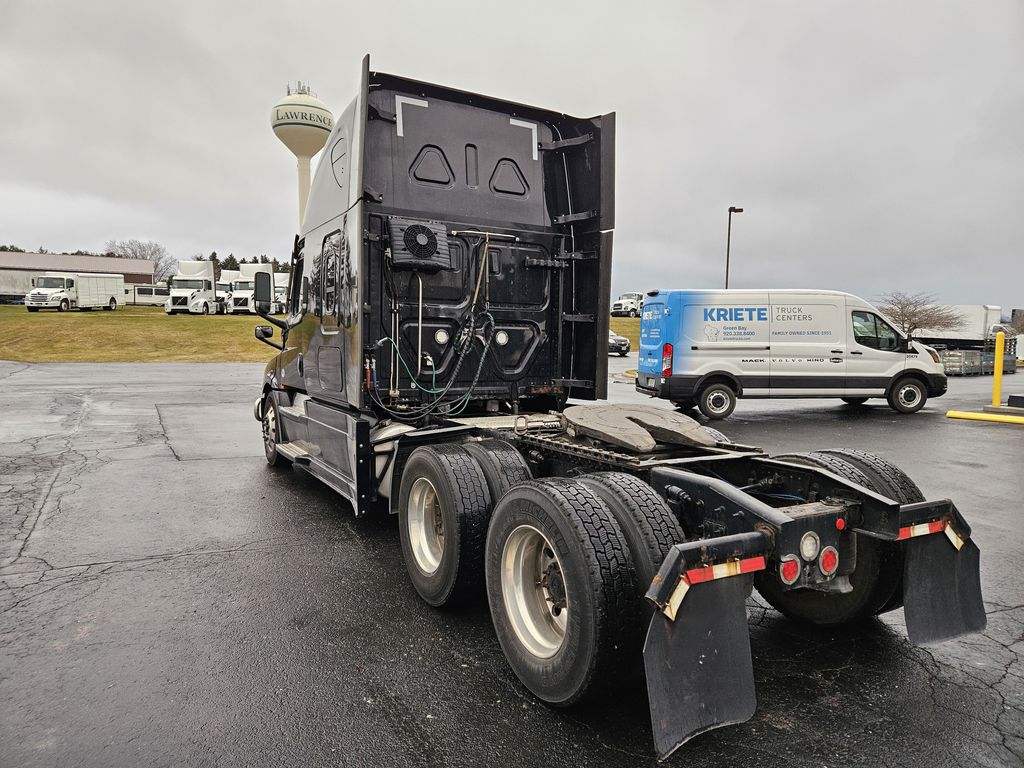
xmin=636 ymin=289 xmax=947 ymax=419
xmin=249 ymin=58 xmax=983 ymax=760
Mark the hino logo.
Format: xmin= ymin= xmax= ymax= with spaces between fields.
xmin=703 ymin=307 xmax=768 ymax=322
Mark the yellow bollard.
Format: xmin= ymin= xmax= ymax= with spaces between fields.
xmin=992 ymin=331 xmax=1005 ymax=407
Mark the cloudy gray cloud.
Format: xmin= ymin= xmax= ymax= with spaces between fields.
xmin=1 ymin=0 xmax=1021 ymax=310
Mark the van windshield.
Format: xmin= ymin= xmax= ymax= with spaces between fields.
xmin=173 ymin=279 xmax=205 ymax=290
xmin=37 ymin=277 xmax=66 ymax=289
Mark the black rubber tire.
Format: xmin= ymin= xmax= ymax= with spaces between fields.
xmin=629 ymin=309 xmax=637 ymax=318
xmin=399 ymin=444 xmax=493 ymax=608
xmin=697 ymin=382 xmax=737 ymax=420
xmin=461 ymin=439 xmax=532 ymax=506
xmin=59 ymin=299 xmax=69 ymax=312
xmin=701 ymin=426 xmax=732 ymax=444
xmin=841 ymin=397 xmax=868 ymax=406
xmin=817 ymin=449 xmax=925 ymax=614
xmin=27 ymin=307 xmax=38 ymax=312
xmin=485 ymin=478 xmax=640 ymax=706
xmin=754 ymin=452 xmax=901 ymax=626
xmin=578 ymin=472 xmax=684 ymax=596
xmin=105 ymin=298 xmax=117 ymax=310
xmin=261 ymin=395 xmax=290 ymax=467
xmin=201 ymin=303 xmax=210 ymax=316
xmin=887 ymin=376 xmax=928 ymax=414
xmin=619 ymin=351 xmax=628 ymax=357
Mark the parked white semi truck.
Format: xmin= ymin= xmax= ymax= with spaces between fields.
xmin=273 ymin=272 xmax=290 ymax=314
xmin=25 ymin=272 xmax=124 ymax=312
xmin=216 ymin=269 xmax=241 ymax=315
xmin=165 ymin=261 xmax=219 ymax=315
xmin=228 ymin=263 xmax=273 ymax=314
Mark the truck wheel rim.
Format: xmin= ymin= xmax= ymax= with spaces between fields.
xmin=707 ymin=390 xmax=731 ymax=414
xmin=501 ymin=524 xmax=568 ymax=659
xmin=262 ymin=405 xmax=276 ymax=458
xmin=898 ymin=384 xmax=920 ymax=407
xmin=408 ymin=477 xmax=444 ymax=575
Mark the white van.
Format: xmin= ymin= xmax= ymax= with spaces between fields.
xmin=636 ymin=289 xmax=947 ymax=418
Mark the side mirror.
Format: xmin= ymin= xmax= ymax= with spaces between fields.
xmin=30 ymin=278 xmax=35 ymax=287
xmin=254 ymin=324 xmax=283 ymax=350
xmin=254 ymin=271 xmax=273 ymax=314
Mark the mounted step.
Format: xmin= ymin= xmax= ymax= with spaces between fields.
xmin=275 ymin=440 xmax=317 ymax=463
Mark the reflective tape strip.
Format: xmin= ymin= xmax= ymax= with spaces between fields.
xmin=896 ymin=519 xmax=965 ymax=551
xmin=897 ymin=521 xmax=947 ymax=540
xmin=663 ymin=555 xmax=766 ymax=620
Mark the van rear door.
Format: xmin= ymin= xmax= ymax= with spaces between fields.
xmin=638 ymin=296 xmax=669 ymax=385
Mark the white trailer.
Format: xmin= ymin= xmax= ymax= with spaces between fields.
xmin=165 ymin=261 xmax=218 ymax=315
xmin=25 ymin=272 xmax=124 ymax=311
xmin=227 ymin=263 xmax=273 ymax=314
xmin=915 ymin=305 xmax=1004 ymax=345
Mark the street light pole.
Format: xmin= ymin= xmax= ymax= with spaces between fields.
xmin=725 ymin=206 xmax=743 ymax=289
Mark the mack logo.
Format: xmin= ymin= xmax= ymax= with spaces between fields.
xmin=703 ymin=307 xmax=768 ymax=322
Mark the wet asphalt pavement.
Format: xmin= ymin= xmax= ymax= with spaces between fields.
xmin=1 ymin=357 xmax=1022 ymax=767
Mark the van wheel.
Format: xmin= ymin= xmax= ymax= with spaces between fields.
xmin=399 ymin=445 xmax=493 ymax=607
xmin=755 ymin=452 xmax=902 ymax=625
xmin=698 ymin=383 xmax=736 ymax=420
xmin=841 ymin=397 xmax=868 ymax=406
xmin=59 ymin=299 xmax=69 ymax=312
xmin=261 ymin=395 xmax=290 ymax=467
xmin=887 ymin=377 xmax=927 ymax=414
xmin=486 ymin=478 xmax=640 ymax=706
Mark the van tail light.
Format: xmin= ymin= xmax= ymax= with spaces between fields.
xmin=661 ymin=343 xmax=673 ymax=378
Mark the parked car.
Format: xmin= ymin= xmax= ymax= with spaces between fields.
xmin=608 ymin=330 xmax=630 ymax=356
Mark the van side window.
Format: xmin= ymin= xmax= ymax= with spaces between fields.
xmin=852 ymin=311 xmax=899 ymax=351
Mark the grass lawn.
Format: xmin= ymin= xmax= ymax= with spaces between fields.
xmin=610 ymin=316 xmax=640 ymax=348
xmin=0 ymin=305 xmax=643 ymax=364
xmin=0 ymin=305 xmax=276 ymax=363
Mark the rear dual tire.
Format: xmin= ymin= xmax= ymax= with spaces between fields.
xmin=755 ymin=451 xmax=920 ymax=625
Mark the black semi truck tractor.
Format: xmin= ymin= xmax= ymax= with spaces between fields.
xmin=250 ymin=56 xmax=986 ymax=759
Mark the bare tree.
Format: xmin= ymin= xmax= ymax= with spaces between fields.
xmin=875 ymin=291 xmax=965 ymax=336
xmin=104 ymin=239 xmax=175 ymax=283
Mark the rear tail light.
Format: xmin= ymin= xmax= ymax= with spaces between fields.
xmin=661 ymin=343 xmax=673 ymax=378
xmin=819 ymin=546 xmax=839 ymax=576
xmin=779 ymin=556 xmax=800 ymax=585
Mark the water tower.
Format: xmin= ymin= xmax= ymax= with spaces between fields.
xmin=271 ymin=82 xmax=334 ymax=227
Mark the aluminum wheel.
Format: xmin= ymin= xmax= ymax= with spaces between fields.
xmin=261 ymin=400 xmax=277 ymax=460
xmin=408 ymin=477 xmax=445 ymax=575
xmin=501 ymin=524 xmax=568 ymax=659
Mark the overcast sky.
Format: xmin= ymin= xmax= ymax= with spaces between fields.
xmin=1 ymin=1 xmax=1021 ymax=310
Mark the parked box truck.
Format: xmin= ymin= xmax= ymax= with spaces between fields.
xmin=25 ymin=272 xmax=124 ymax=312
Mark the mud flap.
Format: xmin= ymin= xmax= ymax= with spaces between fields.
xmin=903 ymin=534 xmax=986 ymax=644
xmin=644 ymin=575 xmax=757 ymax=760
